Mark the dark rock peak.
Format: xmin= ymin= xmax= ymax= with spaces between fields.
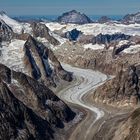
xmin=63 ymin=10 xmax=86 ymax=16
xmin=64 ymin=28 xmax=83 ymax=41
xmin=57 ymin=10 xmax=92 ymax=24
xmin=92 ymin=33 xmax=131 ymax=46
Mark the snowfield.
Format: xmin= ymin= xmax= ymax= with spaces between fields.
xmin=0 ymin=39 xmax=26 ymax=72
xmin=45 ymin=22 xmax=140 ymax=36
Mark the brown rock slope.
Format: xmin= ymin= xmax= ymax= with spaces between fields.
xmin=113 ymin=108 xmax=140 ymax=140
xmin=93 ymin=108 xmax=140 ymax=140
xmin=31 ymin=22 xmax=60 ymax=46
xmin=93 ymin=65 xmax=140 ymax=107
xmin=0 ymin=63 xmax=75 ymax=140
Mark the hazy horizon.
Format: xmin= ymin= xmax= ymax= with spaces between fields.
xmin=0 ymin=0 xmax=140 ymax=16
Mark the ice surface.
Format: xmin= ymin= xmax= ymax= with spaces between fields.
xmin=45 ymin=22 xmax=140 ymax=36
xmin=0 ymin=39 xmax=26 ymax=72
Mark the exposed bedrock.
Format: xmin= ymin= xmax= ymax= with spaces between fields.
xmin=0 ymin=63 xmax=76 ymax=139
xmin=24 ymin=36 xmax=73 ymax=86
xmin=93 ymin=65 xmax=140 ymax=107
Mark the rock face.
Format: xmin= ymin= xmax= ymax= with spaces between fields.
xmin=24 ymin=36 xmax=73 ymax=86
xmin=31 ymin=22 xmax=60 ymax=46
xmin=92 ymin=33 xmax=131 ymax=46
xmin=57 ymin=10 xmax=92 ymax=24
xmin=64 ymin=28 xmax=82 ymax=41
xmin=93 ymin=65 xmax=139 ymax=107
xmin=0 ymin=63 xmax=75 ymax=140
xmin=122 ymin=12 xmax=140 ymax=24
xmin=0 ymin=19 xmax=13 ymax=41
xmin=113 ymin=108 xmax=140 ymax=140
xmin=93 ymin=107 xmax=140 ymax=140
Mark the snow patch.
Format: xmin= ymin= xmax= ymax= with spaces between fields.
xmin=45 ymin=22 xmax=66 ymax=31
xmin=83 ymin=43 xmax=105 ymax=50
xmin=123 ymin=44 xmax=140 ymax=54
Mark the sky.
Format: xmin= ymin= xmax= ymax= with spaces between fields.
xmin=0 ymin=0 xmax=140 ymax=16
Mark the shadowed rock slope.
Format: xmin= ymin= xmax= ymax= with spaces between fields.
xmin=24 ymin=36 xmax=73 ymax=87
xmin=0 ymin=63 xmax=75 ymax=140
xmin=0 ymin=19 xmax=13 ymax=41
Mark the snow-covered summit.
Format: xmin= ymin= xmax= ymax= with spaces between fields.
xmin=0 ymin=11 xmax=23 ymax=33
xmin=122 ymin=12 xmax=140 ymax=24
xmin=56 ymin=10 xmax=92 ymax=24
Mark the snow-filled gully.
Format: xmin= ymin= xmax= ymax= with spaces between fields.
xmin=57 ymin=64 xmax=108 ymax=140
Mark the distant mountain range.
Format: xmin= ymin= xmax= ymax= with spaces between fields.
xmin=10 ymin=10 xmax=140 ymax=24
xmin=122 ymin=12 xmax=140 ymax=24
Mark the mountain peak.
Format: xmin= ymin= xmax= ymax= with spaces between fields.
xmin=122 ymin=11 xmax=140 ymax=24
xmin=69 ymin=10 xmax=79 ymax=13
xmin=57 ymin=10 xmax=92 ymax=24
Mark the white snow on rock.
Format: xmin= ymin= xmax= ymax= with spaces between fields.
xmin=45 ymin=22 xmax=66 ymax=31
xmin=83 ymin=43 xmax=105 ymax=50
xmin=0 ymin=13 xmax=23 ymax=34
xmin=22 ymin=23 xmax=32 ymax=34
xmin=45 ymin=22 xmax=140 ymax=36
xmin=49 ymin=31 xmax=67 ymax=45
xmin=0 ymin=39 xmax=26 ymax=72
xmin=117 ymin=40 xmax=130 ymax=46
xmin=123 ymin=44 xmax=140 ymax=54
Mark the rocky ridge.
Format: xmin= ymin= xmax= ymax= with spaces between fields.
xmin=93 ymin=65 xmax=140 ymax=107
xmin=0 ymin=63 xmax=76 ymax=140
xmin=24 ymin=36 xmax=73 ymax=87
xmin=122 ymin=12 xmax=140 ymax=24
xmin=0 ymin=19 xmax=13 ymax=41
